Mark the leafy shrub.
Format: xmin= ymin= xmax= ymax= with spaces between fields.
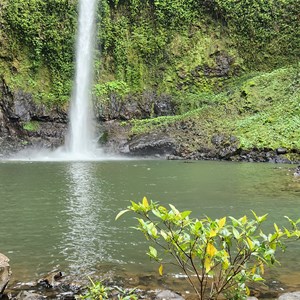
xmin=117 ymin=197 xmax=300 ymax=300
xmin=80 ymin=277 xmax=138 ymax=300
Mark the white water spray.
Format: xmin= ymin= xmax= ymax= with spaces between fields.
xmin=66 ymin=0 xmax=98 ymax=158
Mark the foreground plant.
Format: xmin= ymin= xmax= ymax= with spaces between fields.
xmin=80 ymin=277 xmax=138 ymax=300
xmin=117 ymin=197 xmax=299 ymax=300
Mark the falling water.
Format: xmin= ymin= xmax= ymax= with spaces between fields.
xmin=9 ymin=0 xmax=124 ymax=161
xmin=67 ymin=0 xmax=98 ymax=158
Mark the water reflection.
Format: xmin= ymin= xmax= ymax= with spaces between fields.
xmin=60 ymin=162 xmax=112 ymax=277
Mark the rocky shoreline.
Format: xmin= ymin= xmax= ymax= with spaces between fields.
xmin=1 ymin=77 xmax=300 ymax=163
xmin=3 ymin=269 xmax=300 ymax=300
xmin=2 ymin=253 xmax=300 ymax=300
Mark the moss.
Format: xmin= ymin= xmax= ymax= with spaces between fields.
xmin=1 ymin=0 xmax=76 ymax=106
xmin=23 ymin=121 xmax=40 ymax=132
xmin=127 ymin=65 xmax=300 ymax=152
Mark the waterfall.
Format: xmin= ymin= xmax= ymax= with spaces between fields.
xmin=67 ymin=0 xmax=98 ymax=158
xmin=9 ymin=0 xmax=125 ymax=161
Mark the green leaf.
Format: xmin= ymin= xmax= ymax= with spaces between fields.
xmin=232 ymin=227 xmax=240 ymax=239
xmin=246 ymin=237 xmax=254 ymax=250
xmin=169 ymin=204 xmax=180 ymax=216
xmin=181 ymin=210 xmax=192 ymax=219
xmin=130 ymin=201 xmax=140 ymax=211
xmin=149 ymin=246 xmax=157 ymax=258
xmin=115 ymin=209 xmax=130 ymax=220
xmin=240 ymin=215 xmax=248 ymax=225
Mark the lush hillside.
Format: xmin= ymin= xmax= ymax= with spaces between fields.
xmin=0 ymin=0 xmax=299 ymax=159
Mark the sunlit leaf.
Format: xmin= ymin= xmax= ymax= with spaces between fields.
xmin=158 ymin=264 xmax=163 ymax=276
xmin=142 ymin=196 xmax=149 ymax=208
xmin=149 ymin=246 xmax=157 ymax=258
xmin=209 ymin=230 xmax=217 ymax=238
xmin=207 ymin=243 xmax=217 ymax=257
xmin=181 ymin=210 xmax=192 ymax=219
xmin=246 ymin=286 xmax=250 ymax=296
xmin=222 ymin=258 xmax=230 ymax=270
xmin=218 ymin=217 xmax=226 ymax=229
xmin=160 ymin=230 xmax=168 ymax=240
xmin=232 ymin=228 xmax=240 ymax=239
xmin=259 ymin=262 xmax=264 ymax=274
xmin=251 ymin=264 xmax=256 ymax=275
xmin=274 ymin=223 xmax=279 ymax=233
xmin=258 ymin=213 xmax=268 ymax=223
xmin=246 ymin=237 xmax=254 ymax=250
xmin=169 ymin=204 xmax=180 ymax=216
xmin=130 ymin=201 xmax=139 ymax=211
xmin=204 ymin=256 xmax=211 ymax=273
xmin=151 ymin=225 xmax=158 ymax=237
xmin=115 ymin=209 xmax=130 ymax=220
xmin=240 ymin=215 xmax=247 ymax=225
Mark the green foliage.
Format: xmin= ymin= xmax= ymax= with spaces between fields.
xmin=2 ymin=0 xmax=76 ymax=105
xmin=80 ymin=277 xmax=138 ymax=300
xmin=208 ymin=0 xmax=300 ymax=68
xmin=4 ymin=0 xmax=76 ymax=69
xmin=126 ymin=65 xmax=300 ymax=153
xmin=228 ymin=65 xmax=300 ymax=150
xmin=117 ymin=197 xmax=300 ymax=300
xmin=23 ymin=121 xmax=40 ymax=132
xmin=93 ymin=80 xmax=130 ymax=101
xmin=128 ymin=108 xmax=204 ymax=135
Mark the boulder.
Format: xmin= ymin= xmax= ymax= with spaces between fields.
xmin=155 ymin=290 xmax=185 ymax=300
xmin=279 ymin=292 xmax=300 ymax=300
xmin=0 ymin=253 xmax=11 ymax=297
xmin=14 ymin=291 xmax=44 ymax=300
xmin=127 ymin=133 xmax=176 ymax=156
xmin=38 ymin=270 xmax=63 ymax=288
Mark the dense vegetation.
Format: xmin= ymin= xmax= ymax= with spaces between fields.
xmin=0 ymin=0 xmax=299 ymax=152
xmin=116 ymin=198 xmax=300 ymax=299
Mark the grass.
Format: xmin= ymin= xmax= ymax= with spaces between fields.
xmin=127 ymin=64 xmax=300 ymax=152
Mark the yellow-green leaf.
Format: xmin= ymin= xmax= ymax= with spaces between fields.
xmin=204 ymin=257 xmax=211 ymax=273
xmin=222 ymin=258 xmax=230 ymax=270
xmin=240 ymin=215 xmax=247 ymax=225
xmin=259 ymin=262 xmax=264 ymax=274
xmin=158 ymin=264 xmax=163 ymax=276
xmin=209 ymin=230 xmax=217 ymax=237
xmin=246 ymin=286 xmax=250 ymax=296
xmin=207 ymin=243 xmax=217 ymax=257
xmin=142 ymin=196 xmax=149 ymax=208
xmin=247 ymin=237 xmax=254 ymax=250
xmin=149 ymin=246 xmax=157 ymax=258
xmin=169 ymin=204 xmax=180 ymax=215
xmin=218 ymin=217 xmax=226 ymax=229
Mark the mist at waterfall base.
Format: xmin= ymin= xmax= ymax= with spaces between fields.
xmin=10 ymin=0 xmax=118 ymax=162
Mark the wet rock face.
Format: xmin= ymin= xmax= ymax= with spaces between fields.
xmin=203 ymin=50 xmax=236 ymax=78
xmin=0 ymin=78 xmax=68 ymax=156
xmin=0 ymin=253 xmax=11 ymax=297
xmin=126 ymin=133 xmax=177 ymax=157
xmin=96 ymin=91 xmax=176 ymax=121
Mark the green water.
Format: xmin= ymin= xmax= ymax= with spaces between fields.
xmin=0 ymin=160 xmax=300 ymax=288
